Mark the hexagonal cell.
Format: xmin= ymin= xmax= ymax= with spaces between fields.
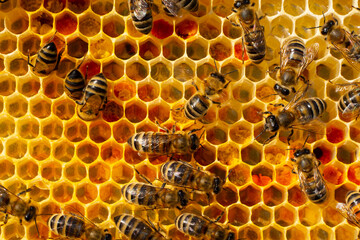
xmin=125 ymin=100 xmax=147 ymax=123
xmin=0 ymin=114 xmax=15 ymax=138
xmin=86 ymin=202 xmax=109 ymax=224
xmin=163 ymin=37 xmax=185 ymax=60
xmin=348 ymin=162 xmax=360 ymax=185
xmin=308 ymin=0 xmax=329 ymax=14
xmin=270 ymin=15 xmax=293 ymax=38
xmin=344 ymin=12 xmax=360 ymax=32
xmin=42 ymin=118 xmax=63 ymax=140
xmin=42 ymin=76 xmax=64 ymax=99
xmin=89 ymin=121 xmax=111 ymax=143
xmin=255 ymin=82 xmax=276 ymax=103
xmin=139 ymin=39 xmax=160 ymax=60
xmin=275 ymin=205 xmax=296 ymax=227
xmin=151 ymin=60 xmax=172 ymax=82
xmin=41 ymin=160 xmax=62 ymax=181
xmin=263 ymin=226 xmax=285 ymax=240
xmin=241 ymin=143 xmax=262 ymax=166
xmin=295 ymin=15 xmax=317 ymax=39
xmin=151 ymin=19 xmax=173 ymax=39
xmin=276 ymin=164 xmax=296 ymax=186
xmin=223 ymin=20 xmax=242 ymax=39
xmin=217 ymin=143 xmax=239 ymax=165
xmin=17 ymin=75 xmax=40 ymax=97
xmin=286 ymin=225 xmax=308 ymax=240
xmin=336 ymin=141 xmax=358 ymax=164
xmin=29 ymin=138 xmax=51 ymax=161
xmin=313 ymin=140 xmax=335 ymax=165
xmin=52 ymin=181 xmax=74 ymax=203
xmin=113 ymin=119 xmax=135 ymax=143
xmin=148 ymin=101 xmax=170 ymax=123
xmin=218 ymin=104 xmax=240 ymax=124
xmin=325 ymin=119 xmax=346 ymax=144
xmin=53 ymin=139 xmax=75 ymax=162
xmin=252 ymin=164 xmax=273 ymax=187
xmin=209 ymin=38 xmax=232 ymax=61
xmin=216 ymin=184 xmax=238 ymax=206
xmin=264 ymin=145 xmax=286 ymax=165
xmin=316 ymin=58 xmax=339 ymax=81
xmin=350 ymin=121 xmax=360 ymax=143
xmin=5 ymin=137 xmax=27 ymax=159
xmin=77 ymin=141 xmax=99 ymax=164
xmin=68 ymin=0 xmax=90 ymax=13
xmin=102 ymin=100 xmax=124 ymax=123
xmin=323 ymin=162 xmax=345 ymax=185
xmin=67 ymin=35 xmax=89 ymax=58
xmin=55 ymin=11 xmax=77 ymax=35
xmin=64 ymin=160 xmax=86 ymax=182
xmin=228 ymin=204 xmax=249 ymax=226
xmin=238 ymin=225 xmax=261 ymax=240
xmin=251 ymin=205 xmax=272 ymax=227
xmin=9 ymin=55 xmax=28 ymax=76
xmin=239 ymin=185 xmax=261 ymax=206
xmin=89 ymin=161 xmax=111 ymax=184
xmin=245 ymin=63 xmax=266 ymax=82
xmin=103 ymin=14 xmax=125 ymax=38
xmin=310 ymin=225 xmax=333 ymax=240
xmin=112 ymin=161 xmax=133 ymax=184
xmin=341 ymin=62 xmax=360 ymax=80
xmin=264 ymin=184 xmax=285 ymax=206
xmin=198 ymin=15 xmax=221 ymax=40
xmin=134 ymin=163 xmax=157 ymax=183
xmin=91 ymin=0 xmax=112 ymax=15
xmin=138 ymin=80 xmax=160 ymax=102
xmin=5 ymin=9 xmax=29 ymax=34
xmin=228 ymin=163 xmax=250 ymax=186
xmin=0 ymin=32 xmax=17 ymax=54
xmin=17 ymin=116 xmax=38 ymax=139
xmin=161 ymin=79 xmax=184 ymax=103
xmin=175 ymin=60 xmax=195 ymax=82
xmin=322 ymin=205 xmax=344 ymax=227
xmin=89 ymin=35 xmax=113 ymax=59
xmin=5 ymin=93 xmax=28 ymax=118
xmin=193 ymin=144 xmax=216 ymax=166
xmin=30 ymin=10 xmax=53 ymax=34
xmin=76 ymin=182 xmax=97 ymax=204
xmin=0 ymin=158 xmax=15 ymax=180
xmin=335 ymin=225 xmax=357 ymax=240
xmin=243 ymin=102 xmax=264 ymax=124
xmin=79 ymin=12 xmax=100 ymax=36
xmin=203 ymin=204 xmax=226 ymax=224
xmin=299 ymin=205 xmax=321 ymax=226
xmin=3 ymin=222 xmax=24 ymax=240
xmin=114 ymin=80 xmax=136 ymax=101
xmin=288 ymin=185 xmax=307 ymax=207
xmin=335 ymin=183 xmax=357 ymax=203
xmin=29 ymin=96 xmax=52 ymax=119
xmin=64 ymin=119 xmax=87 ymax=142
xmin=126 ymin=59 xmax=149 ymax=81
xmin=102 ymin=59 xmax=124 ymax=81
xmin=55 ymin=57 xmax=76 ymax=79
xmin=17 ymin=159 xmax=38 ymax=180
xmin=99 ymin=183 xmax=121 ymax=204
xmin=284 ymin=0 xmax=305 ymax=16
xmin=53 ymin=98 xmax=75 ymax=120
xmin=232 ymin=80 xmax=254 ymax=103
xmin=261 ymin=0 xmax=281 ymax=16
xmin=175 ymin=18 xmax=198 ymax=40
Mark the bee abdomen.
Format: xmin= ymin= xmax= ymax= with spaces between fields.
xmin=121 ymin=183 xmax=157 ymax=206
xmin=114 ymin=214 xmax=155 ymax=240
xmin=37 ymin=42 xmax=57 ymax=64
xmin=48 ymin=214 xmax=85 ymax=238
xmin=286 ymin=39 xmax=306 ymax=66
xmin=179 ymin=0 xmax=198 ymax=12
xmin=175 ymin=213 xmax=205 ymax=237
xmin=161 ymin=161 xmax=193 ymax=186
xmin=338 ymin=87 xmax=360 ymax=113
xmin=131 ymin=11 xmax=153 ymax=34
xmin=244 ymin=31 xmax=266 ymax=64
xmin=296 ymin=97 xmax=327 ymax=123
xmin=65 ymin=70 xmax=86 ymax=99
xmin=305 ymin=178 xmax=328 ymax=203
xmin=127 ymin=132 xmax=171 ymax=154
xmin=185 ymin=94 xmax=210 ymax=120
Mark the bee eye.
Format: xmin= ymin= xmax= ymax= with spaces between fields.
xmin=281 ymin=88 xmax=290 ymax=96
xmin=234 ymin=1 xmax=241 ymax=7
xmin=303 ymin=148 xmax=311 ymax=154
xmin=294 ymin=150 xmax=301 ymax=157
xmin=274 ymin=84 xmax=281 ymax=91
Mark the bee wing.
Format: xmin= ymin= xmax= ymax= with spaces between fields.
xmin=61 ymin=205 xmax=98 ymax=228
xmin=297 ymin=43 xmax=319 ymax=79
xmin=340 ymin=101 xmax=360 ymax=119
xmin=131 ymin=0 xmax=149 ymax=20
xmin=333 ymin=31 xmax=360 ymax=72
xmin=283 ymin=82 xmax=309 ymax=111
xmin=162 ymin=0 xmax=180 ymax=16
xmin=336 ymin=203 xmax=360 ymax=228
xmin=0 ymin=185 xmax=26 ymax=201
xmin=279 ymin=38 xmax=292 ymax=73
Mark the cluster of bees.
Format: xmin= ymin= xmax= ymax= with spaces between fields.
xmin=2 ymin=0 xmax=360 ymax=239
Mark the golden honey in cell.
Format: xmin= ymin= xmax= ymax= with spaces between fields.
xmin=175 ymin=213 xmax=235 ymax=240
xmin=291 ymin=148 xmax=328 ymax=203
xmin=114 ymin=214 xmax=166 ymax=240
xmin=274 ymin=37 xmax=319 ymax=100
xmin=129 ymin=0 xmax=154 ymax=34
xmin=64 ymin=57 xmax=87 ymax=100
xmin=226 ymin=0 xmax=266 ymax=63
xmin=161 ymin=160 xmax=223 ymax=194
xmin=48 ymin=214 xmax=112 ymax=240
xmin=76 ymin=73 xmax=108 ymax=121
xmin=162 ymin=0 xmax=199 ymax=16
xmin=259 ymin=97 xmax=327 ymax=144
xmin=27 ymin=32 xmax=64 ymax=75
xmin=336 ymin=191 xmax=360 ymax=227
xmin=121 ymin=182 xmax=189 ymax=209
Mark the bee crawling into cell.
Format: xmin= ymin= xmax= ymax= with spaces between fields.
xmin=336 ymin=191 xmax=360 ymax=228
xmin=76 ymin=73 xmax=108 ymax=121
xmin=226 ymin=0 xmax=266 ymax=64
xmin=175 ymin=212 xmax=235 ymax=240
xmin=290 ymin=137 xmax=328 ymax=204
xmin=27 ymin=31 xmax=65 ymax=75
xmin=64 ymin=56 xmax=87 ymax=101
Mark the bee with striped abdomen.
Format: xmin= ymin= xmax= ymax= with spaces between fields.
xmin=175 ymin=213 xmax=235 ymax=240
xmin=114 ymin=214 xmax=166 ymax=240
xmin=258 ymin=96 xmax=327 ymax=145
xmin=127 ymin=123 xmax=203 ymax=155
xmin=48 ymin=213 xmax=112 ymax=240
xmin=129 ymin=0 xmax=154 ymax=34
xmin=337 ymin=191 xmax=360 ymax=227
xmin=121 ymin=182 xmax=189 ymax=209
xmin=27 ymin=31 xmax=65 ymax=75
xmin=64 ymin=57 xmax=87 ymax=100
xmin=274 ymin=37 xmax=319 ymax=99
xmin=161 ymin=160 xmax=223 ymax=194
xmin=76 ymin=73 xmax=108 ymax=121
xmin=291 ymin=147 xmax=328 ymax=204
xmin=226 ymin=0 xmax=266 ymax=63
xmin=337 ymin=84 xmax=360 ymax=120
xmin=162 ymin=0 xmax=198 ymax=17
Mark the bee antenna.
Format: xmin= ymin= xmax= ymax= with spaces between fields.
xmin=199 ymin=129 xmax=206 ymax=139
xmin=305 ymin=26 xmax=322 ymax=30
xmin=254 ymin=128 xmax=266 ymax=140
xmin=263 ymin=93 xmax=279 ymax=99
xmin=223 ymin=69 xmax=238 ymax=76
xmin=77 ymin=55 xmax=86 ymax=69
xmin=213 ymin=58 xmax=219 ymax=72
xmin=322 ymin=11 xmax=326 ymax=24
xmin=302 ymin=134 xmax=310 ymax=148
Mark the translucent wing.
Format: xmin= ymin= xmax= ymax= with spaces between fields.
xmin=333 ymin=30 xmax=360 ymax=72
xmin=162 ymin=0 xmax=180 ymax=16
xmin=280 ymin=38 xmax=292 ymax=73
xmin=336 ymin=203 xmax=360 ymax=228
xmin=132 ymin=0 xmax=149 ymax=20
xmin=297 ymin=42 xmax=319 ymax=79
xmin=61 ymin=205 xmax=97 ymax=228
xmin=0 ymin=185 xmax=26 ymax=201
xmin=341 ymin=102 xmax=360 ymax=120
xmin=240 ymin=14 xmax=266 ymax=55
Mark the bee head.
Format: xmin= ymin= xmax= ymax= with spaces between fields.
xmin=265 ymin=114 xmax=279 ymax=132
xmin=227 ymin=233 xmax=235 ymax=240
xmin=178 ymin=190 xmax=188 ymax=206
xmin=321 ymin=20 xmax=336 ymax=35
xmin=190 ymin=134 xmax=200 ymax=151
xmin=274 ymin=83 xmax=290 ymax=97
xmin=294 ymin=148 xmax=311 ymax=158
xmin=25 ymin=206 xmax=36 ymax=222
xmin=213 ymin=177 xmax=222 ymax=194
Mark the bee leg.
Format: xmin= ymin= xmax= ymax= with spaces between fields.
xmin=0 ymin=210 xmax=8 ymax=226
xmin=188 ymin=126 xmax=204 ymax=134
xmin=214 ymin=211 xmax=225 ymax=223
xmin=270 ymin=103 xmax=285 ymax=107
xmin=54 ymin=46 xmax=65 ymax=71
xmin=17 ymin=188 xmax=32 ymax=196
xmin=134 ymin=168 xmax=153 ymax=185
xmin=263 ymin=132 xmax=277 ymax=145
xmin=242 ymin=37 xmax=245 ymax=64
xmin=287 ymin=129 xmax=294 ymax=145
xmin=27 ymin=53 xmax=35 ymax=68
xmin=155 ymin=119 xmax=170 ymax=133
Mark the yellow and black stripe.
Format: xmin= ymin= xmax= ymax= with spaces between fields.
xmin=77 ymin=73 xmax=107 ymax=109
xmin=294 ymin=97 xmax=327 ymax=124
xmin=121 ymin=182 xmax=157 ymax=206
xmin=64 ymin=69 xmax=86 ymax=100
xmin=48 ymin=214 xmax=85 ymax=238
xmin=184 ymin=94 xmax=210 ymax=120
xmin=284 ymin=38 xmax=306 ymax=67
xmin=338 ymin=87 xmax=360 ymax=114
xmin=130 ymin=0 xmax=153 ymax=34
xmin=345 ymin=191 xmax=360 ymax=217
xmin=244 ymin=28 xmax=266 ymax=64
xmin=127 ymin=132 xmax=172 ymax=154
xmin=175 ymin=213 xmax=206 ymax=238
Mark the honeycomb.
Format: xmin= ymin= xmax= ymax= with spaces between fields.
xmin=0 ymin=0 xmax=359 ymax=239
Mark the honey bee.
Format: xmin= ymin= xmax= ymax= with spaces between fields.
xmin=162 ymin=0 xmax=198 ymax=17
xmin=64 ymin=57 xmax=87 ymax=100
xmin=258 ymin=96 xmax=327 ymax=145
xmin=76 ymin=73 xmax=108 ymax=121
xmin=308 ymin=15 xmax=360 ymax=71
xmin=114 ymin=214 xmax=166 ymax=240
xmin=338 ymin=84 xmax=360 ymax=120
xmin=127 ymin=123 xmax=203 ymax=155
xmin=226 ymin=0 xmax=266 ymax=63
xmin=161 ymin=160 xmax=223 ymax=194
xmin=291 ymin=147 xmax=328 ymax=203
xmin=336 ymin=191 xmax=360 ymax=227
xmin=48 ymin=213 xmax=112 ymax=240
xmin=274 ymin=37 xmax=319 ymax=99
xmin=121 ymin=182 xmax=189 ymax=209
xmin=0 ymin=186 xmax=39 ymax=233
xmin=129 ymin=0 xmax=153 ymax=34
xmin=27 ymin=31 xmax=65 ymax=75
xmin=175 ymin=213 xmax=235 ymax=240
